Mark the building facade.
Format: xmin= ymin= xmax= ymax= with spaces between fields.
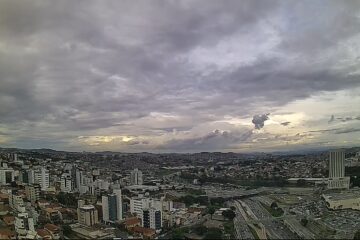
xmin=130 ymin=168 xmax=143 ymax=185
xmin=34 ymin=167 xmax=50 ymax=191
xmin=25 ymin=184 xmax=41 ymax=204
xmin=328 ymin=150 xmax=350 ymax=189
xmin=142 ymin=208 xmax=162 ymax=230
xmin=77 ymin=205 xmax=99 ymax=226
xmin=102 ymin=189 xmax=122 ymax=223
xmin=60 ymin=174 xmax=74 ymax=193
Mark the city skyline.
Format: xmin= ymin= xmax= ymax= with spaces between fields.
xmin=1 ymin=0 xmax=360 ymax=152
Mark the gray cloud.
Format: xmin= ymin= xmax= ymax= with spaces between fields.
xmin=0 ymin=0 xmax=360 ymax=151
xmin=306 ymin=127 xmax=360 ymax=135
xmin=328 ymin=115 xmax=360 ymax=123
xmin=334 ymin=128 xmax=360 ymax=134
xmin=252 ymin=114 xmax=270 ymax=129
xmin=162 ymin=129 xmax=253 ymax=151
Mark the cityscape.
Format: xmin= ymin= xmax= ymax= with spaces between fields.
xmin=1 ymin=0 xmax=360 ymax=239
xmin=0 ymin=148 xmax=360 ymax=239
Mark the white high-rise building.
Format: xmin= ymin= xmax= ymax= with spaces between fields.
xmin=142 ymin=208 xmax=162 ymax=230
xmin=130 ymin=197 xmax=164 ymax=224
xmin=76 ymin=168 xmax=83 ymax=191
xmin=34 ymin=167 xmax=50 ymax=191
xmin=328 ymin=150 xmax=350 ymax=189
xmin=130 ymin=168 xmax=143 ymax=185
xmin=102 ymin=189 xmax=123 ymax=223
xmin=130 ymin=197 xmax=150 ymax=217
xmin=60 ymin=173 xmax=74 ymax=193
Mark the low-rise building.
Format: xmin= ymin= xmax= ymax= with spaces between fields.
xmin=44 ymin=224 xmax=61 ymax=240
xmin=77 ymin=205 xmax=99 ymax=226
xmin=322 ymin=191 xmax=360 ymax=210
xmin=25 ymin=185 xmax=41 ymax=204
xmin=0 ymin=229 xmax=16 ymax=240
xmin=124 ymin=217 xmax=141 ymax=230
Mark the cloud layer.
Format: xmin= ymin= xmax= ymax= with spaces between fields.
xmin=0 ymin=0 xmax=360 ymax=152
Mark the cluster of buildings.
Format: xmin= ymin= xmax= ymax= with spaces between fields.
xmin=0 ymin=148 xmax=360 ymax=239
xmin=0 ymin=152 xmax=197 ymax=239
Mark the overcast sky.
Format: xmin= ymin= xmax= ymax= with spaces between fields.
xmin=0 ymin=0 xmax=360 ymax=152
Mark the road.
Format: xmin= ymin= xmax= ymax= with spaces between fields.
xmin=234 ymin=200 xmax=267 ymax=239
xmin=233 ymin=201 xmax=255 ymax=239
xmin=242 ymin=198 xmax=298 ymax=239
xmin=234 ymin=199 xmax=299 ymax=240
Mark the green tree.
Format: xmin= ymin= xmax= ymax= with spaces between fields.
xmin=300 ymin=218 xmax=308 ymax=227
xmin=172 ymin=228 xmax=188 ymax=239
xmin=204 ymin=228 xmax=223 ymax=239
xmin=194 ymin=225 xmax=207 ymax=236
xmin=208 ymin=206 xmax=216 ymax=219
xmin=180 ymin=195 xmax=196 ymax=206
xmin=196 ymin=196 xmax=209 ymax=206
xmin=57 ymin=192 xmax=78 ymax=207
xmin=271 ymin=202 xmax=278 ymax=209
xmin=210 ymin=197 xmax=225 ymax=206
xmin=296 ymin=179 xmax=307 ymax=187
xmin=62 ymin=225 xmax=72 ymax=235
xmin=354 ymin=230 xmax=360 ymax=240
xmin=222 ymin=210 xmax=236 ymax=220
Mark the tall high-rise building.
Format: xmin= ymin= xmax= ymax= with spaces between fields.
xmin=60 ymin=173 xmax=74 ymax=193
xmin=34 ymin=167 xmax=50 ymax=191
xmin=130 ymin=168 xmax=143 ymax=185
xmin=113 ymin=189 xmax=123 ymax=221
xmin=329 ymin=151 xmax=345 ymax=178
xmin=19 ymin=170 xmax=29 ymax=184
xmin=102 ymin=189 xmax=122 ymax=223
xmin=75 ymin=168 xmax=83 ymax=191
xmin=142 ymin=208 xmax=162 ymax=230
xmin=0 ymin=167 xmax=15 ymax=185
xmin=130 ymin=197 xmax=150 ymax=217
xmin=328 ymin=150 xmax=350 ymax=189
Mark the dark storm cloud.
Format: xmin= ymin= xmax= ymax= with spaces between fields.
xmin=328 ymin=115 xmax=360 ymax=123
xmin=337 ymin=116 xmax=360 ymax=122
xmin=328 ymin=115 xmax=335 ymax=123
xmin=252 ymin=114 xmax=270 ymax=129
xmin=281 ymin=122 xmax=291 ymax=126
xmin=0 ymin=0 xmax=360 ymax=151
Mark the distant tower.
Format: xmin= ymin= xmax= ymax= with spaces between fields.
xmin=329 ymin=151 xmax=345 ymax=178
xmin=130 ymin=168 xmax=143 ymax=185
xmin=327 ymin=150 xmax=350 ymax=189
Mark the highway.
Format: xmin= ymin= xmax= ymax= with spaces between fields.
xmin=233 ymin=201 xmax=255 ymax=239
xmin=234 ymin=199 xmax=299 ymax=240
xmin=246 ymin=198 xmax=298 ymax=239
xmin=234 ymin=200 xmax=267 ymax=239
